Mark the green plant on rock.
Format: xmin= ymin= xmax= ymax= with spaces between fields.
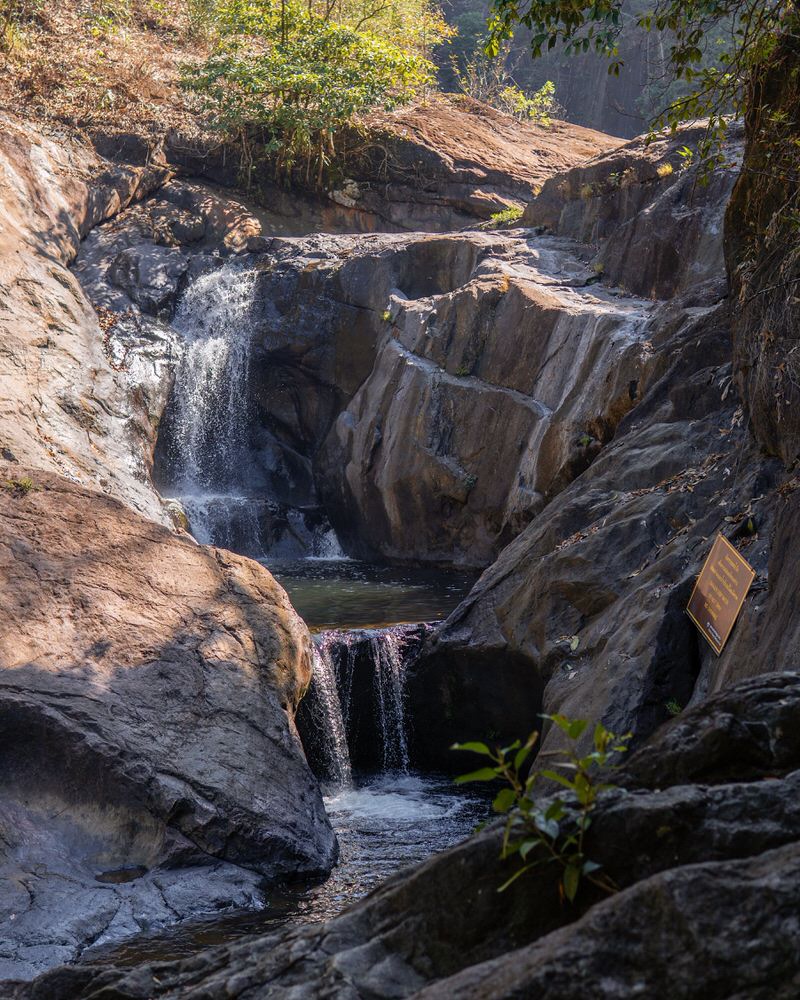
xmin=3 ymin=476 xmax=38 ymax=495
xmin=488 ymin=204 xmax=524 ymax=226
xmin=453 ymin=714 xmax=631 ymax=902
xmin=182 ymin=0 xmax=449 ymax=186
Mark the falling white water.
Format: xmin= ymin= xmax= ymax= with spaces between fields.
xmin=369 ymin=630 xmax=410 ymax=772
xmin=161 ymin=261 xmax=346 ymax=559
xmin=168 ymin=263 xmax=258 ymax=492
xmin=310 ymin=645 xmax=352 ymax=788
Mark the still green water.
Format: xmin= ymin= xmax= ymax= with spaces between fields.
xmin=265 ymin=558 xmax=478 ymax=631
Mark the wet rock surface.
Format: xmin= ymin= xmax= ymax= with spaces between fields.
xmin=0 ymin=467 xmax=336 ymax=980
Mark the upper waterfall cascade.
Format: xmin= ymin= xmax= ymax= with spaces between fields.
xmin=156 ymin=260 xmax=344 ymax=559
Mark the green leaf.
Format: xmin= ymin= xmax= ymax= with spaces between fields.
xmin=451 ymin=741 xmax=493 ymax=756
xmin=514 ymin=744 xmax=533 ymax=771
xmin=519 ymin=837 xmax=542 ymax=860
xmin=492 ymin=788 xmax=517 ymax=814
xmin=454 ymin=767 xmax=499 ymax=784
xmin=544 ymin=799 xmax=566 ymax=821
xmin=563 ymin=863 xmax=581 ymax=902
xmin=567 ymin=718 xmax=589 ymax=740
xmin=540 ymin=768 xmax=575 ymax=790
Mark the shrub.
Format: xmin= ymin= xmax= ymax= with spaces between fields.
xmin=182 ymin=0 xmax=450 ymax=185
xmin=453 ymin=714 xmax=631 ymax=901
xmin=488 ymin=204 xmax=524 ymax=226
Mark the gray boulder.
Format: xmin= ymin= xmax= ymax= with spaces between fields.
xmin=108 ymin=245 xmax=188 ymax=317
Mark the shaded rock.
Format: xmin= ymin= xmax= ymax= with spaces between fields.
xmin=618 ymin=672 xmax=800 ymax=790
xmin=406 ymin=282 xmax=763 ymax=768
xmin=0 ymin=466 xmax=336 ymax=980
xmin=525 ymin=123 xmax=743 ymax=299
xmin=419 ymin=842 xmax=800 ymax=999
xmin=107 ymin=245 xmax=187 ymax=317
xmin=16 ymin=726 xmax=800 ymax=997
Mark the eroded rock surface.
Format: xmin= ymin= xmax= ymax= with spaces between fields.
xmin=77 ymin=210 xmax=659 ymax=568
xmin=0 ymin=467 xmax=336 ymax=980
xmin=0 ymin=114 xmax=170 ymax=522
xmin=406 ymin=124 xmax=799 ymax=770
xmin=525 ymin=123 xmax=744 ymax=299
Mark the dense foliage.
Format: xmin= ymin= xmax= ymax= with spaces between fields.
xmin=182 ymin=0 xmax=451 ymax=184
xmin=454 ymin=715 xmax=631 ymax=902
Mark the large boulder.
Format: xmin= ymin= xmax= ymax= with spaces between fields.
xmin=0 ymin=466 xmax=336 ymax=980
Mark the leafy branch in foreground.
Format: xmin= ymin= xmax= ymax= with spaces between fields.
xmin=483 ymin=0 xmax=795 ymax=174
xmin=453 ymin=714 xmax=631 ymax=902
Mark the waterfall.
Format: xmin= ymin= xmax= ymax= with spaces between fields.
xmin=158 ymin=261 xmax=266 ymax=553
xmin=302 ymin=626 xmax=419 ymax=775
xmin=157 ymin=261 xmax=346 ymax=561
xmin=309 ymin=645 xmax=352 ymax=788
xmin=169 ymin=262 xmax=257 ymax=492
xmin=369 ymin=630 xmax=410 ymax=772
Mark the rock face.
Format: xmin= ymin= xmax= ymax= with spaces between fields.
xmin=0 ymin=114 xmax=170 ymax=523
xmin=78 ymin=211 xmax=658 ymax=568
xmin=154 ymin=96 xmax=618 ymax=234
xmin=524 ymin=123 xmax=744 ymax=299
xmin=17 ymin=672 xmax=800 ymax=999
xmin=405 ymin=124 xmax=800 ymax=770
xmin=0 ymin=466 xmax=336 ymax=981
xmin=335 ymin=96 xmax=621 ymax=230
xmin=316 ymin=233 xmax=653 ymax=566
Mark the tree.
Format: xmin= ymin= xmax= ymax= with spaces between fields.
xmin=182 ymin=0 xmax=451 ymax=185
xmin=484 ymin=0 xmax=794 ymax=165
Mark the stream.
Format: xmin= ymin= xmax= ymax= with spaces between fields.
xmin=89 ymin=255 xmax=490 ymax=966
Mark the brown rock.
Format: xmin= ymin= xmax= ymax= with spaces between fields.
xmin=0 ymin=113 xmax=171 ymax=522
xmin=0 ymin=465 xmax=336 ymax=978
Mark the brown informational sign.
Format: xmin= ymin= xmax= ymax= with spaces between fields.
xmin=687 ymin=534 xmax=756 ymax=655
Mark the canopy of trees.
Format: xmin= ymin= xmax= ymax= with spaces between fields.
xmin=484 ymin=0 xmax=794 ymax=164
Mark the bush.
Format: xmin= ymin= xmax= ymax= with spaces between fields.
xmin=182 ymin=0 xmax=450 ymax=185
